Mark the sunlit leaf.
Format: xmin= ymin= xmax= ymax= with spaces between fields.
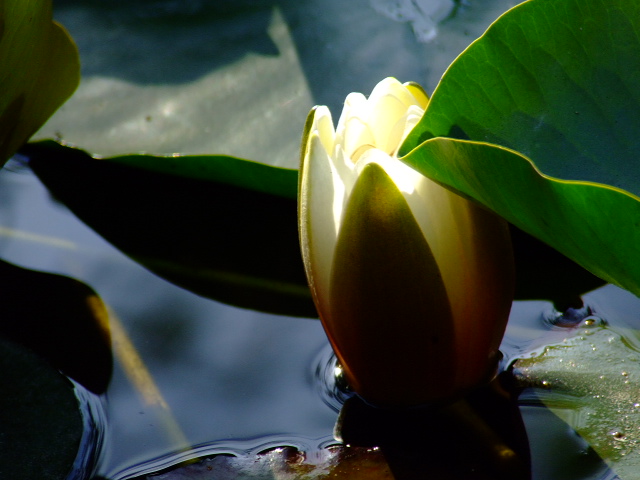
xmin=402 ymin=138 xmax=640 ymax=297
xmin=402 ymin=0 xmax=640 ymax=194
xmin=25 ymin=141 xmax=316 ymax=317
xmin=400 ymin=0 xmax=640 ymax=296
xmin=514 ymin=318 xmax=640 ymax=478
xmin=0 ymin=0 xmax=79 ymax=165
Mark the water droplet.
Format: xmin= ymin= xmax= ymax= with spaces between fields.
xmin=609 ymin=430 xmax=628 ymax=442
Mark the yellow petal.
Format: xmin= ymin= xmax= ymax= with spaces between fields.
xmin=403 ymin=81 xmax=430 ymax=109
xmin=328 ymin=162 xmax=457 ymax=406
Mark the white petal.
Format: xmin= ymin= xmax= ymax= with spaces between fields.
xmin=299 ymin=132 xmax=343 ymax=321
xmin=312 ymin=105 xmax=336 ymax=155
xmin=342 ymin=115 xmax=376 ymax=159
xmin=331 ymin=145 xmax=355 ymax=230
xmin=335 ymin=92 xmax=367 ymax=146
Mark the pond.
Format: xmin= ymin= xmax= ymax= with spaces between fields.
xmin=3 ymin=0 xmax=640 ymax=478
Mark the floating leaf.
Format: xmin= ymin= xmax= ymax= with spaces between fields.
xmin=0 ymin=0 xmax=79 ymax=165
xmin=400 ymin=0 xmax=640 ymax=295
xmin=25 ymin=141 xmax=316 ymax=317
xmin=514 ymin=318 xmax=640 ymax=478
xmin=0 ymin=259 xmax=112 ymax=394
xmin=127 ymin=444 xmax=393 ymax=480
xmin=25 ymin=140 xmax=603 ymax=315
xmin=401 ymin=138 xmax=640 ymax=296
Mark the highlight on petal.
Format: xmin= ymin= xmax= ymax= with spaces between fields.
xmin=299 ymin=133 xmax=339 ymax=323
xmin=298 ymin=77 xmax=514 ymax=406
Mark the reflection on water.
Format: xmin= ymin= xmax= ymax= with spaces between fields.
xmin=0 ymin=166 xmax=336 ymax=475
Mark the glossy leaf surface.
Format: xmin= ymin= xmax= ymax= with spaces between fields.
xmin=402 ymin=138 xmax=640 ymax=296
xmin=400 ymin=0 xmax=640 ymax=295
xmin=0 ymin=0 xmax=79 ymax=165
xmin=402 ymin=0 xmax=640 ymax=194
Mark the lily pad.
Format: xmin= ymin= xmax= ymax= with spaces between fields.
xmin=0 ymin=259 xmax=112 ymax=394
xmin=402 ymin=0 xmax=640 ymax=193
xmin=400 ymin=0 xmax=640 ymax=296
xmin=25 ymin=141 xmax=315 ymax=318
xmin=401 ymin=138 xmax=640 ymax=297
xmin=513 ymin=317 xmax=640 ymax=478
xmin=24 ymin=140 xmax=603 ymax=316
xmin=0 ymin=0 xmax=79 ymax=165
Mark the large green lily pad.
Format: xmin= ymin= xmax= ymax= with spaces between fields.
xmin=399 ymin=0 xmax=640 ymax=295
xmin=402 ymin=0 xmax=640 ymax=193
xmin=25 ymin=140 xmax=604 ymax=316
xmin=401 ymin=139 xmax=640 ymax=296
xmin=0 ymin=0 xmax=79 ymax=165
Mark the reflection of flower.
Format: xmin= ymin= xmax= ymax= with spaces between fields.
xmin=299 ymin=78 xmax=515 ymax=407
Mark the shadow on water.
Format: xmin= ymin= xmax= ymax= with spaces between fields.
xmin=54 ymin=0 xmax=280 ymax=84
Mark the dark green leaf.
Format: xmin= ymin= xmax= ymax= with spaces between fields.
xmin=24 ymin=141 xmax=316 ymax=317
xmin=0 ymin=259 xmax=112 ymax=394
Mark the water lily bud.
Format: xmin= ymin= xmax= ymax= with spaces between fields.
xmin=299 ymin=78 xmax=514 ymax=407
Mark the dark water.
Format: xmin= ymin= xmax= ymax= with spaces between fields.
xmin=3 ymin=162 xmax=635 ymax=479
xmin=0 ymin=163 xmax=336 ymax=475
